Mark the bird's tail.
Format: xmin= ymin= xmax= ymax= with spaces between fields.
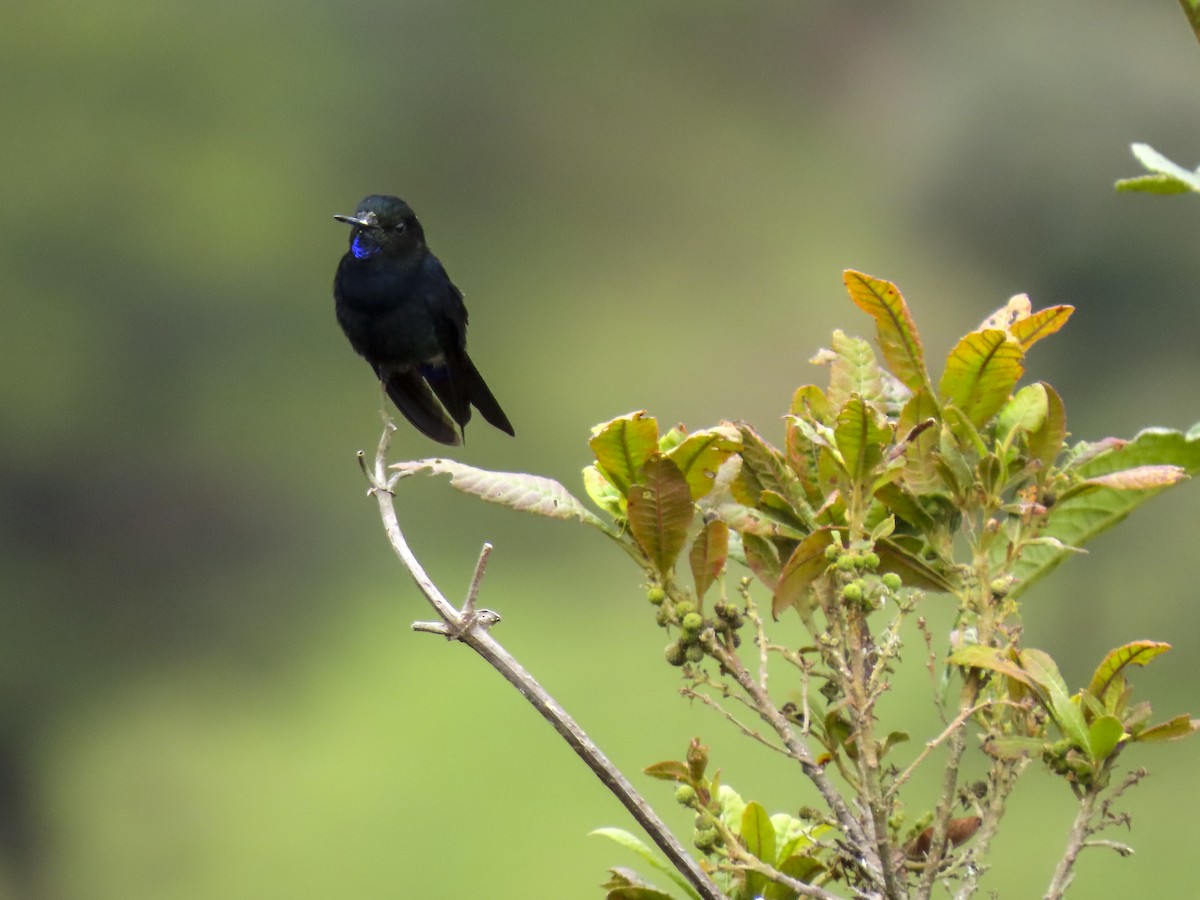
xmin=461 ymin=353 xmax=514 ymax=437
xmin=382 ymin=369 xmax=461 ymax=445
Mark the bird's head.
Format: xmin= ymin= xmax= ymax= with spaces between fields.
xmin=334 ymin=195 xmax=426 ymax=260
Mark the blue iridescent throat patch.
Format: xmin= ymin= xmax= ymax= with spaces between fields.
xmin=351 ymin=234 xmax=379 ymax=259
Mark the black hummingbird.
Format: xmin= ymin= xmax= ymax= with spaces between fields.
xmin=333 ymin=195 xmax=514 ymax=445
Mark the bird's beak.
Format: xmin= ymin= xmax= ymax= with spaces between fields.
xmin=333 ymin=212 xmax=377 ymax=228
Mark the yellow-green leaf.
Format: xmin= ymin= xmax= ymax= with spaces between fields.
xmin=1009 ymin=304 xmax=1074 ymax=351
xmin=1087 ymin=641 xmax=1171 ymax=707
xmin=665 ymin=424 xmax=741 ymax=500
xmin=938 ymin=330 xmax=1025 ymax=428
xmin=843 ymin=269 xmax=933 ymax=395
xmin=1134 ymin=714 xmax=1200 ymax=743
xmin=1088 ymin=715 xmax=1125 ymax=763
xmin=589 ymin=412 xmax=660 ymax=496
xmin=1027 ymin=381 xmax=1067 ymax=472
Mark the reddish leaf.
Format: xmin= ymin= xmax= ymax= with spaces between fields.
xmin=1083 ymin=465 xmax=1188 ymax=490
xmin=643 ymin=760 xmax=691 ymax=782
xmin=627 ymin=456 xmax=695 ymax=578
xmin=772 ymin=531 xmax=836 ymax=620
xmin=689 ymin=519 xmax=729 ymax=600
xmin=909 ymin=817 xmax=982 ymax=858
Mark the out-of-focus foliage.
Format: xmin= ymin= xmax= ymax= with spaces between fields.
xmin=3 ymin=3 xmax=1200 ymax=899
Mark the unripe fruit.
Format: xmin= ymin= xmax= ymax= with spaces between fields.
xmin=665 ymin=641 xmax=687 ymax=667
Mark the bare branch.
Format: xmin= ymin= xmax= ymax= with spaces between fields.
xmin=360 ymin=424 xmax=728 ymax=900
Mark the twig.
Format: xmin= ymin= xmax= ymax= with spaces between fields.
xmin=679 ymin=685 xmax=790 ymax=756
xmin=887 ymin=701 xmax=993 ymax=799
xmin=361 ymin=424 xmax=728 ymax=900
xmin=705 ymin=641 xmax=882 ymax=891
xmin=1044 ymin=767 xmax=1146 ymax=900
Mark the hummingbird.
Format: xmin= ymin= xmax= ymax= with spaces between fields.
xmin=333 ymin=195 xmax=514 ymax=444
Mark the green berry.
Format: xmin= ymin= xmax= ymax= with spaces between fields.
xmin=665 ymin=641 xmax=687 ymax=667
xmin=862 ymin=551 xmax=880 ymax=570
xmin=836 ymin=553 xmax=857 ymax=572
xmin=674 ymin=784 xmax=697 ymax=806
xmin=674 ymin=601 xmax=696 ymax=619
xmin=681 ymin=612 xmax=704 ymax=632
xmin=647 ymin=586 xmax=666 ymax=605
xmin=841 ymin=582 xmax=863 ymax=603
xmin=685 ymin=643 xmax=705 ymax=663
xmin=824 ymin=542 xmax=840 ymax=561
xmin=693 ymin=827 xmax=720 ymax=852
xmin=882 ymin=572 xmax=903 ymax=591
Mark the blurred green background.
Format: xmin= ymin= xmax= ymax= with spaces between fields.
xmin=3 ymin=3 xmax=1199 ymax=898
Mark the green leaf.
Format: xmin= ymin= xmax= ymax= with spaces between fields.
xmin=997 ymin=383 xmax=1047 ymax=450
xmin=827 ymin=329 xmax=885 ymax=411
xmin=740 ymin=802 xmax=776 ymax=861
xmin=714 ymin=784 xmax=746 ymax=832
xmin=843 ymin=269 xmax=934 ymax=396
xmin=665 ymin=425 xmax=742 ymax=500
xmin=741 ymin=801 xmax=775 ymax=898
xmin=1134 ymin=714 xmax=1200 ymax=743
xmin=938 ymin=330 xmax=1025 ymax=429
xmin=833 ymin=395 xmax=890 ymax=489
xmin=1005 ymin=425 xmax=1200 ymax=599
xmin=739 ymin=532 xmax=783 ymax=589
xmin=1026 ymin=382 xmax=1067 ymax=472
xmin=948 ymin=645 xmax=1039 ymax=691
xmin=1087 ymin=715 xmax=1126 ymax=763
xmin=584 ymin=464 xmax=627 ymax=518
xmin=897 ymin=390 xmax=941 ymax=493
xmin=592 ymin=830 xmax=701 ymax=900
xmin=875 ymin=537 xmax=957 ymax=593
xmin=627 ymin=456 xmax=695 ymax=578
xmin=1116 ymin=142 xmax=1200 ymax=194
xmin=392 ymin=459 xmax=611 ymax=532
xmin=766 ymin=856 xmax=825 ymax=897
xmin=1087 ymin=641 xmax=1171 ymax=708
xmin=590 ymin=412 xmax=660 ymax=496
xmin=689 ymin=519 xmax=729 ymax=600
xmin=786 ymin=385 xmax=831 ymax=499
xmin=1018 ymin=648 xmax=1091 ymax=753
xmin=1175 ymin=0 xmax=1200 ymax=45
xmin=734 ymin=423 xmax=813 ymax=528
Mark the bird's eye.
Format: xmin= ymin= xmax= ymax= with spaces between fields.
xmin=393 ymin=222 xmax=407 ymax=233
